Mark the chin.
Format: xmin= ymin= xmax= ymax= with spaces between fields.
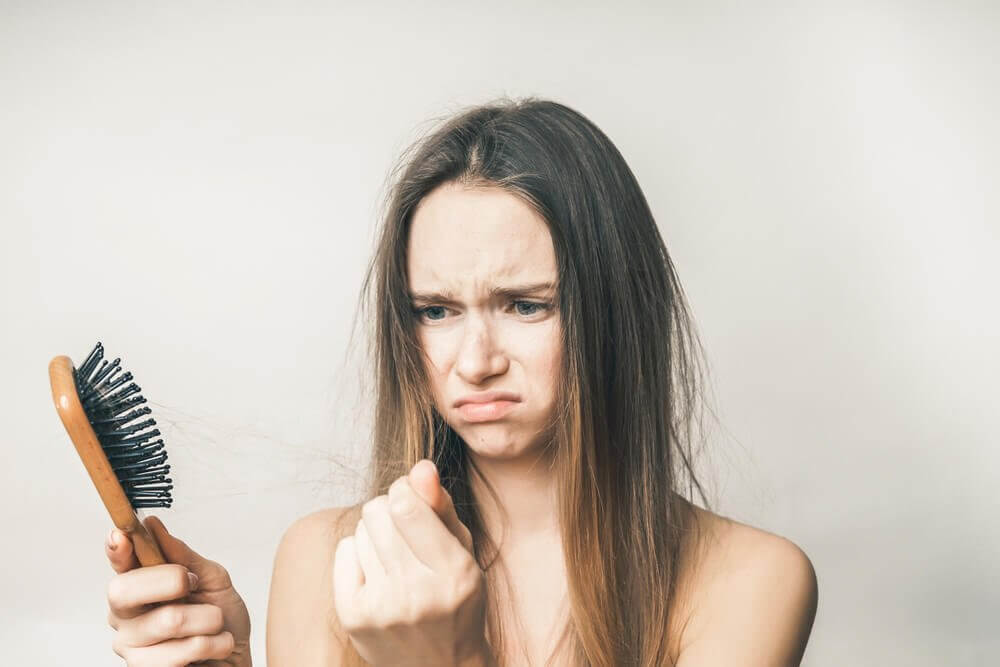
xmin=455 ymin=423 xmax=544 ymax=460
xmin=465 ymin=439 xmax=523 ymax=459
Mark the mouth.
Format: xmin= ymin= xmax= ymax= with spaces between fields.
xmin=453 ymin=390 xmax=521 ymax=408
xmin=456 ymin=399 xmax=519 ymax=423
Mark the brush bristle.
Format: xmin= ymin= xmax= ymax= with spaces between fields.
xmin=74 ymin=342 xmax=173 ymax=509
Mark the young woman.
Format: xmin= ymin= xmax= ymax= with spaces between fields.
xmin=104 ymin=98 xmax=818 ymax=666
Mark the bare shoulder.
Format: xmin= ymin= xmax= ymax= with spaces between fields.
xmin=675 ymin=506 xmax=819 ymax=666
xmin=266 ymin=505 xmax=362 ymax=667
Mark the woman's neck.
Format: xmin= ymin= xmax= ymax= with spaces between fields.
xmin=467 ymin=446 xmax=560 ymax=546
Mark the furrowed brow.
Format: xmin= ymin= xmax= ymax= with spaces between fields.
xmin=408 ymin=281 xmax=556 ymax=303
xmin=489 ymin=281 xmax=556 ymax=298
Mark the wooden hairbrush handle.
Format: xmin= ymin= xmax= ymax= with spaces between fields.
xmin=49 ymin=355 xmax=167 ymax=566
xmin=117 ymin=513 xmax=167 ymax=566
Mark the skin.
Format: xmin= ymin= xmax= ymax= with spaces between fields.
xmin=108 ymin=181 xmax=818 ymax=666
xmin=332 ymin=461 xmax=497 ymax=666
xmin=407 ymin=182 xmax=564 ymax=544
xmin=105 ymin=516 xmax=251 ymax=666
xmin=404 ymin=182 xmax=568 ymax=663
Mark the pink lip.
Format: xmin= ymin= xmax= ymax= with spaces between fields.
xmin=458 ymin=400 xmax=519 ymax=422
xmin=453 ymin=391 xmax=521 ymax=408
xmin=453 ymin=391 xmax=521 ymax=423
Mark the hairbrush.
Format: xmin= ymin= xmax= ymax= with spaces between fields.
xmin=49 ymin=341 xmax=172 ymax=565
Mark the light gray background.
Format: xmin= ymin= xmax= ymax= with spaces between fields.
xmin=2 ymin=1 xmax=997 ymax=665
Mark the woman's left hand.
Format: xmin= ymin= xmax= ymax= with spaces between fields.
xmin=333 ymin=460 xmax=496 ymax=667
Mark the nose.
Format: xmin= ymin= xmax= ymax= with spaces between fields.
xmin=454 ymin=313 xmax=509 ymax=385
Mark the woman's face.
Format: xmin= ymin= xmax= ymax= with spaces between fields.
xmin=407 ymin=181 xmax=561 ymax=461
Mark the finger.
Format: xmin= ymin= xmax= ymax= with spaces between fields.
xmin=332 ymin=536 xmax=364 ymax=630
xmin=107 ymin=564 xmax=198 ymax=619
xmin=117 ymin=631 xmax=235 ymax=665
xmin=143 ymin=516 xmax=232 ymax=593
xmin=106 ymin=528 xmax=140 ymax=574
xmin=409 ymin=459 xmax=445 ymax=509
xmin=409 ymin=460 xmax=474 ymax=552
xmin=116 ymin=602 xmax=224 ymax=647
xmin=388 ymin=475 xmax=471 ymax=572
xmin=353 ymin=518 xmax=386 ymax=585
xmin=360 ymin=496 xmax=424 ymax=577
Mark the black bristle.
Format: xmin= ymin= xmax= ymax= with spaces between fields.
xmin=74 ymin=342 xmax=173 ymax=509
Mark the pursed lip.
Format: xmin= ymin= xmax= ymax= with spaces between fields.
xmin=453 ymin=390 xmax=522 ymax=408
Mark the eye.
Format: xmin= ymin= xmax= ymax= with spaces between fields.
xmin=414 ymin=301 xmax=552 ymax=322
xmin=415 ymin=305 xmax=449 ymax=322
xmin=512 ymin=300 xmax=551 ymax=317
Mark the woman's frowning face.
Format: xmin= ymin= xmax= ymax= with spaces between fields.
xmin=407 ymin=182 xmax=561 ymax=462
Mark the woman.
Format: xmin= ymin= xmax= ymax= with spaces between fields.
xmin=104 ymin=97 xmax=818 ymax=666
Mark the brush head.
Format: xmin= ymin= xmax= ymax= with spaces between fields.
xmin=73 ymin=342 xmax=173 ymax=509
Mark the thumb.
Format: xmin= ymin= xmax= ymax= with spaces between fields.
xmin=408 ymin=460 xmax=473 ymax=552
xmin=409 ymin=459 xmax=446 ymax=512
xmin=143 ymin=516 xmax=233 ymax=591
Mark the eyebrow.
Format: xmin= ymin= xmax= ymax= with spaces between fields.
xmin=408 ymin=281 xmax=556 ymax=303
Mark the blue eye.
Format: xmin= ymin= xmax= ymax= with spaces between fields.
xmin=513 ymin=301 xmax=549 ymax=316
xmin=418 ymin=306 xmax=448 ymax=321
xmin=414 ymin=301 xmax=552 ymax=323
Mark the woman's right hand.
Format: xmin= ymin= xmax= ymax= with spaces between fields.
xmin=105 ymin=515 xmax=252 ymax=666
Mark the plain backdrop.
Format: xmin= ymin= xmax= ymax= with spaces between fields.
xmin=2 ymin=1 xmax=997 ymax=664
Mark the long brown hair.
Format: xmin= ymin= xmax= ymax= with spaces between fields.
xmin=336 ymin=96 xmax=713 ymax=666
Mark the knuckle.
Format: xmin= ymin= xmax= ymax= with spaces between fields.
xmin=157 ymin=605 xmax=186 ymax=636
xmin=363 ymin=495 xmax=388 ymax=517
xmin=389 ymin=489 xmax=416 ymax=516
xmin=189 ymin=633 xmax=212 ymax=655
xmin=219 ymin=631 xmax=236 ymax=656
xmin=106 ymin=577 xmax=123 ymax=606
xmin=208 ymin=604 xmax=225 ymax=632
xmin=169 ymin=565 xmax=190 ymax=595
xmin=206 ymin=560 xmax=233 ymax=588
xmin=388 ymin=476 xmax=408 ymax=496
xmin=360 ymin=499 xmax=377 ymax=520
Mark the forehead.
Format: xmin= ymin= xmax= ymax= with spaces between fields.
xmin=407 ymin=182 xmax=556 ymax=293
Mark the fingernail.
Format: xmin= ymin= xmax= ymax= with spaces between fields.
xmin=108 ymin=529 xmax=118 ymax=551
xmin=187 ymin=571 xmax=199 ymax=591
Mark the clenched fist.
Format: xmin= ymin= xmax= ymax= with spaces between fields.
xmin=333 ymin=460 xmax=497 ymax=667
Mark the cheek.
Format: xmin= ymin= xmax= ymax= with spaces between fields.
xmin=417 ymin=330 xmax=452 ymax=404
xmin=418 ymin=330 xmax=453 ymax=375
xmin=513 ymin=322 xmax=562 ymax=395
xmin=540 ymin=334 xmax=562 ymax=396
